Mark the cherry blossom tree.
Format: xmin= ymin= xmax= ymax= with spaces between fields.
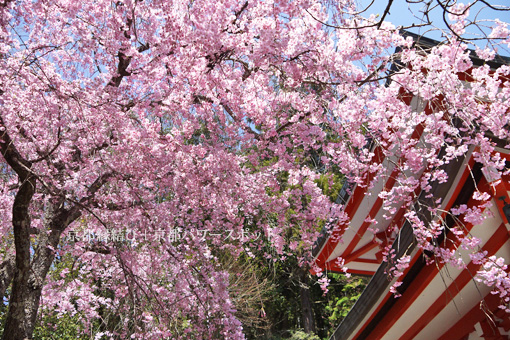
xmin=0 ymin=0 xmax=508 ymax=339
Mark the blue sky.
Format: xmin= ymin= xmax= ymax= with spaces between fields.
xmin=358 ymin=0 xmax=510 ymax=55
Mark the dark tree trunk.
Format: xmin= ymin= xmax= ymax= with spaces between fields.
xmin=0 ymin=118 xmax=84 ymax=339
xmin=1 ymin=173 xmax=37 ymax=340
xmin=2 ymin=230 xmax=62 ymax=340
xmin=0 ymin=45 xmax=119 ymax=340
xmin=1 ymin=199 xmax=81 ymax=340
xmin=0 ymin=253 xmax=15 ymax=300
xmin=299 ymin=269 xmax=316 ymax=334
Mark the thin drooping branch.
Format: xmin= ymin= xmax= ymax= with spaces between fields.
xmin=28 ymin=126 xmax=61 ymax=163
xmin=193 ymin=94 xmax=261 ymax=140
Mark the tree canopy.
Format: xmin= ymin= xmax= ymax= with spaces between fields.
xmin=0 ymin=0 xmax=509 ymax=339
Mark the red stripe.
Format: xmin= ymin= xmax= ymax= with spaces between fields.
xmin=437 ymin=293 xmax=502 ymax=340
xmin=314 ymin=85 xmax=436 ymax=270
xmin=349 ymin=248 xmax=425 ymax=340
xmin=343 ymin=241 xmax=380 ymax=263
xmin=353 ymin=172 xmax=488 ymax=340
xmin=442 ymin=157 xmax=476 ymax=213
xmin=314 ymin=144 xmax=389 ymax=268
xmin=486 ymin=173 xmax=510 ymax=225
xmin=400 ymin=222 xmax=508 ymax=340
xmin=339 ymin=121 xmax=428 ymax=264
xmin=479 ymin=317 xmax=503 ymax=339
xmin=323 ymin=261 xmax=376 ymax=276
xmin=314 ymin=183 xmax=369 ymax=268
xmin=340 ymin=167 xmax=400 ymax=258
xmin=349 ymin=258 xmax=381 ymax=264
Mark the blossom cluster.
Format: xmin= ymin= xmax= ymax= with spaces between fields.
xmin=0 ymin=0 xmax=508 ymax=338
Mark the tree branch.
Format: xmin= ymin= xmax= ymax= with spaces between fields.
xmin=107 ymin=44 xmax=149 ymax=88
xmin=0 ymin=115 xmax=32 ymax=181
